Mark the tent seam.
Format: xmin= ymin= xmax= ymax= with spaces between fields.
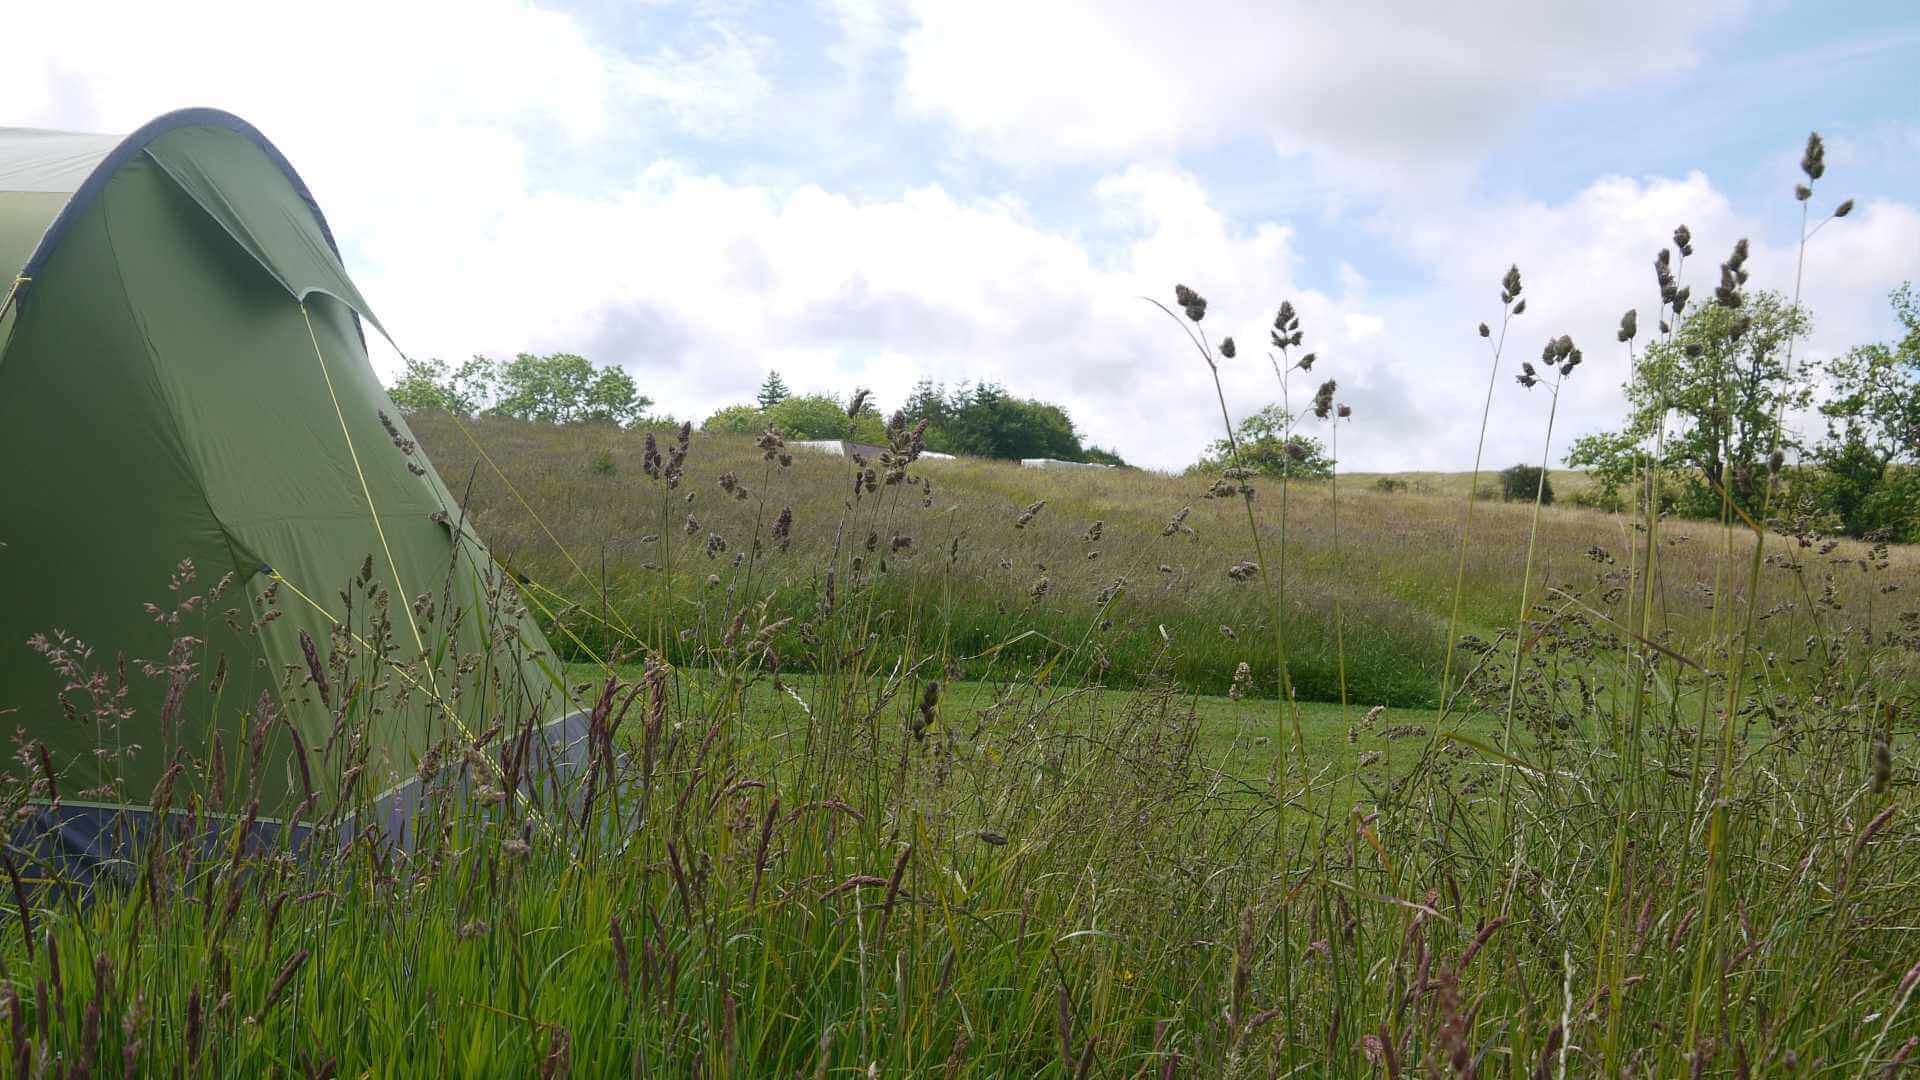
xmin=140 ymin=147 xmax=296 ymax=297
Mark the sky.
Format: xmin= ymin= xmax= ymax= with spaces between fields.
xmin=6 ymin=0 xmax=1917 ymax=471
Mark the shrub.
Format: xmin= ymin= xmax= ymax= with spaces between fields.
xmin=1500 ymin=463 xmax=1554 ymax=505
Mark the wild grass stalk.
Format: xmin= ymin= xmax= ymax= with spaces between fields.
xmin=1324 ymin=396 xmax=1353 ymax=725
xmin=1436 ymin=266 xmax=1525 ymax=716
xmin=1144 ymin=288 xmax=1299 ymax=729
xmin=1497 ymin=334 xmax=1581 ymax=825
xmin=1687 ymin=131 xmax=1857 ymax=1057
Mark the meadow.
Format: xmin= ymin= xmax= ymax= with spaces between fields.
xmin=1 ymin=143 xmax=1918 ymax=1077
xmin=411 ymin=412 xmax=1916 ymax=712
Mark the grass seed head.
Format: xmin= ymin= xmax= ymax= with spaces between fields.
xmin=1174 ymin=284 xmax=1208 ymax=322
xmin=1801 ymin=131 xmax=1825 ymax=181
xmin=1500 ymin=264 xmax=1523 ymax=305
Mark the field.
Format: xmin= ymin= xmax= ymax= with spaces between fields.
xmin=5 ymin=391 xmax=1915 ymax=1075
xmin=5 ymin=333 xmax=1920 ymax=1074
xmin=414 ymin=413 xmax=1917 ymax=711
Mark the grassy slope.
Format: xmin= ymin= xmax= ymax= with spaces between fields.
xmin=1343 ymin=469 xmax=1599 ymax=502
xmin=418 ymin=413 xmax=1918 ymax=709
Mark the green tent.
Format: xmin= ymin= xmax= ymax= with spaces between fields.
xmin=0 ymin=110 xmax=566 ymax=853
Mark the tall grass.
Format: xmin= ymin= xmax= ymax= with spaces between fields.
xmin=0 ymin=132 xmax=1915 ymax=1076
xmin=404 ymin=412 xmax=1910 ymax=713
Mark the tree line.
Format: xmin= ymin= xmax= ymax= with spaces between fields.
xmin=386 ymin=353 xmax=663 ymax=427
xmin=706 ymin=374 xmax=1125 ymax=464
xmin=386 ymin=359 xmax=1128 ymax=466
xmin=1567 ymin=283 xmax=1918 ymax=541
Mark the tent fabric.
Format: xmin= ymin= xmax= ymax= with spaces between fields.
xmin=11 ymin=711 xmax=594 ymax=892
xmin=143 ymin=124 xmax=384 ymax=333
xmin=0 ymin=127 xmax=119 ymax=290
xmin=0 ymin=110 xmax=562 ymax=826
xmin=0 ymin=128 xmax=119 ymax=192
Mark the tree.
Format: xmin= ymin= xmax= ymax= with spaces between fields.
xmin=938 ymin=382 xmax=1084 ymax=461
xmin=1197 ymin=404 xmax=1333 ymax=479
xmin=387 ymin=356 xmax=494 ymax=417
xmin=386 ymin=352 xmax=654 ymax=427
xmin=902 ymin=379 xmax=950 ymax=429
xmin=490 ymin=353 xmax=592 ymax=424
xmin=1500 ymin=463 xmax=1554 ymax=505
xmin=1565 ymin=290 xmax=1811 ymax=517
xmin=707 ymin=379 xmax=1112 ymax=463
xmin=756 ymin=370 xmax=791 ymax=409
xmin=701 ymin=392 xmax=887 ymax=443
xmin=773 ymin=394 xmax=884 ymax=441
xmin=486 ymin=353 xmax=651 ymax=427
xmin=581 ymin=364 xmax=647 ymax=426
xmin=1810 ymin=283 xmax=1920 ymax=538
xmin=701 ymin=404 xmax=766 ymax=434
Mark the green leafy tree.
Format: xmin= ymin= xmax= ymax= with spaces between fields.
xmin=756 ymin=370 xmax=792 ymax=409
xmin=702 ymin=392 xmax=887 ymax=443
xmin=1197 ymin=404 xmax=1332 ymax=479
xmin=386 ymin=356 xmax=495 ymax=417
xmin=938 ymin=383 xmax=1084 ymax=461
xmin=1810 ymin=283 xmax=1920 ymax=538
xmin=1560 ymin=429 xmax=1646 ymax=507
xmin=772 ymin=393 xmax=885 ymax=441
xmin=701 ymin=404 xmax=766 ymax=434
xmin=1566 ymin=290 xmax=1811 ymax=517
xmin=487 ymin=353 xmax=651 ymax=426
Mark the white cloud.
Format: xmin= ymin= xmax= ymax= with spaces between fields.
xmin=0 ymin=1 xmax=770 ymax=256
xmin=357 ymin=160 xmax=1361 ymax=472
xmin=1372 ymin=172 xmax=1920 ymax=470
xmin=897 ymin=0 xmax=1750 ymax=173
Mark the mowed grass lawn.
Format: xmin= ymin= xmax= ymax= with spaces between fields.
xmin=566 ymin=663 xmax=1454 ymax=786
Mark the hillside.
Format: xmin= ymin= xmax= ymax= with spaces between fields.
xmin=408 ymin=413 xmax=1919 ymax=707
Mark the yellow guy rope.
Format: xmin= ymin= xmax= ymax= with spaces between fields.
xmin=0 ymin=275 xmax=28 ymax=325
xmin=440 ymin=408 xmax=649 ymax=651
xmin=430 ymin=512 xmax=621 ymax=677
xmin=298 ymin=300 xmax=587 ymax=837
xmin=266 ymin=566 xmax=565 ymax=842
xmin=300 ymin=301 xmax=434 ymax=671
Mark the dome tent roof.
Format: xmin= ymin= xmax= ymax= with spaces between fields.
xmin=1 ymin=109 xmax=381 ymax=333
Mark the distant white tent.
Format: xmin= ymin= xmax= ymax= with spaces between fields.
xmin=1020 ymin=458 xmax=1112 ymax=470
xmin=790 ymin=439 xmax=953 ymax=461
